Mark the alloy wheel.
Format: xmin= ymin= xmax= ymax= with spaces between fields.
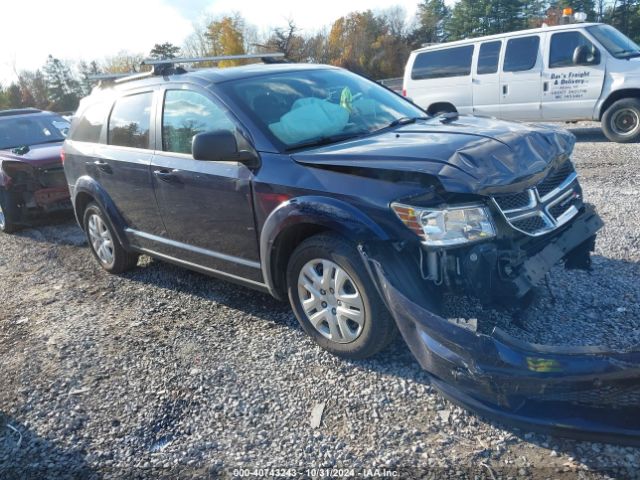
xmin=87 ymin=213 xmax=114 ymax=266
xmin=297 ymin=259 xmax=365 ymax=344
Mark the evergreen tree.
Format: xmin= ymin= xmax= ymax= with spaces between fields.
xmin=43 ymin=55 xmax=81 ymax=111
xmin=149 ymin=42 xmax=181 ymax=60
xmin=414 ymin=0 xmax=449 ymax=45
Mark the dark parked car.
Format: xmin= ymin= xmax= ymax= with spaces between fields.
xmin=0 ymin=108 xmax=71 ymax=232
xmin=63 ymin=62 xmax=639 ymax=444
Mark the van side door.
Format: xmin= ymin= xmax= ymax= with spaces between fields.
xmin=499 ymin=35 xmax=544 ymax=121
xmin=541 ymin=30 xmax=606 ymax=121
xmin=148 ymin=87 xmax=262 ymax=284
xmin=472 ymin=40 xmax=503 ymax=117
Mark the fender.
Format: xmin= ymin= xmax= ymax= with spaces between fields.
xmin=72 ymin=175 xmax=130 ymax=249
xmin=259 ymin=195 xmax=390 ymax=297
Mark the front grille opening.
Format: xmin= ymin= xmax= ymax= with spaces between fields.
xmin=494 ymin=191 xmax=530 ymax=211
xmin=536 ymin=161 xmax=575 ymax=198
xmin=512 ymin=215 xmax=547 ymax=234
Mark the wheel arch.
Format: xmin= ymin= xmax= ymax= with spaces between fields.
xmin=427 ymin=102 xmax=458 ymax=115
xmin=260 ymin=196 xmax=390 ymax=300
xmin=72 ymin=176 xmax=129 ymax=248
xmin=598 ymin=89 xmax=640 ymax=120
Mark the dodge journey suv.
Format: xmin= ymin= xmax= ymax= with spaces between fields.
xmin=63 ymin=59 xmax=640 ymax=444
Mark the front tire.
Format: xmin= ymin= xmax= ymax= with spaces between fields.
xmin=83 ymin=202 xmax=139 ymax=273
xmin=0 ymin=188 xmax=19 ymax=234
xmin=602 ymin=98 xmax=640 ymax=143
xmin=286 ymin=233 xmax=396 ymax=359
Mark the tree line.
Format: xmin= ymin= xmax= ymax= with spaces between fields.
xmin=1 ymin=0 xmax=639 ymax=113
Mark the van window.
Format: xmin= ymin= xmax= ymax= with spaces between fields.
xmin=503 ymin=36 xmax=540 ymax=72
xmin=70 ymin=101 xmax=111 ymax=143
xmin=550 ymin=31 xmax=599 ymax=67
xmin=411 ymin=45 xmax=474 ymax=80
xmin=108 ymin=92 xmax=153 ymax=149
xmin=477 ymin=41 xmax=501 ymax=75
xmin=162 ymin=90 xmax=236 ymax=155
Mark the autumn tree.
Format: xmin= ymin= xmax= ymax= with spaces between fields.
xmin=206 ymin=15 xmax=246 ymax=66
xmin=103 ymin=51 xmax=147 ymax=74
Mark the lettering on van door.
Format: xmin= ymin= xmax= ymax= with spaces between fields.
xmin=549 ymin=71 xmax=591 ymax=100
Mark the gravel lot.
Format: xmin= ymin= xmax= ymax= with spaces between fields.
xmin=1 ymin=122 xmax=639 ymax=479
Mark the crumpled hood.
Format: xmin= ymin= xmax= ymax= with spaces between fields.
xmin=292 ymin=116 xmax=576 ymax=195
xmin=0 ymin=142 xmax=64 ymax=168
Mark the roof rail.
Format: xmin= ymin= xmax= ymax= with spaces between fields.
xmin=141 ymin=52 xmax=286 ymax=67
xmin=0 ymin=108 xmax=42 ymax=117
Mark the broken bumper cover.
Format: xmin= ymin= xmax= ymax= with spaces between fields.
xmin=365 ymin=214 xmax=640 ymax=445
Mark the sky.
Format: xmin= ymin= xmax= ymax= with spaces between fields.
xmin=0 ymin=0 xmax=440 ymax=86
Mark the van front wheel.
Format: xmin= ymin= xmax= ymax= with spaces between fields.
xmin=602 ymin=98 xmax=640 ymax=143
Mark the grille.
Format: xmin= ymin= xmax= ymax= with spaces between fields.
xmin=492 ymin=160 xmax=579 ymax=236
xmin=494 ymin=191 xmax=531 ymax=211
xmin=511 ymin=215 xmax=548 ymax=234
xmin=536 ymin=161 xmax=575 ymax=199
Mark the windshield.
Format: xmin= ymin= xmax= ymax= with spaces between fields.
xmin=220 ymin=68 xmax=426 ymax=150
xmin=0 ymin=114 xmax=69 ymax=150
xmin=587 ymin=24 xmax=640 ymax=59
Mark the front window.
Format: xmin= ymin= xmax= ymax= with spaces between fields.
xmin=220 ymin=68 xmax=426 ymax=150
xmin=0 ymin=115 xmax=69 ymax=150
xmin=587 ymin=24 xmax=640 ymax=59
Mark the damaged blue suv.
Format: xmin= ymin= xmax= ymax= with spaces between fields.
xmin=63 ymin=59 xmax=640 ymax=445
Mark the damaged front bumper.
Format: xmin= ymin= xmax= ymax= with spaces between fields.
xmin=363 ymin=210 xmax=640 ymax=446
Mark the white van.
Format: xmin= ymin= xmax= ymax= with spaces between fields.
xmin=403 ymin=23 xmax=640 ymax=142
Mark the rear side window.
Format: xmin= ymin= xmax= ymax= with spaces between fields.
xmin=550 ymin=31 xmax=599 ymax=68
xmin=162 ymin=90 xmax=236 ymax=155
xmin=503 ymin=36 xmax=540 ymax=72
xmin=108 ymin=92 xmax=153 ymax=149
xmin=70 ymin=102 xmax=111 ymax=143
xmin=477 ymin=41 xmax=501 ymax=75
xmin=411 ymin=45 xmax=474 ymax=80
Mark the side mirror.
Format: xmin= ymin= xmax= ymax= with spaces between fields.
xmin=573 ymin=45 xmax=599 ymax=65
xmin=192 ymin=130 xmax=259 ymax=167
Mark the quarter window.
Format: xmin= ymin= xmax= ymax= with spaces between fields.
xmin=550 ymin=31 xmax=599 ymax=68
xmin=411 ymin=45 xmax=474 ymax=80
xmin=503 ymin=36 xmax=540 ymax=72
xmin=71 ymin=101 xmax=111 ymax=143
xmin=477 ymin=41 xmax=501 ymax=75
xmin=108 ymin=93 xmax=153 ymax=149
xmin=162 ymin=90 xmax=236 ymax=155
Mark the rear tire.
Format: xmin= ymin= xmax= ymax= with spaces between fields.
xmin=286 ymin=233 xmax=396 ymax=359
xmin=83 ymin=202 xmax=139 ymax=273
xmin=602 ymin=98 xmax=640 ymax=143
xmin=0 ymin=188 xmax=19 ymax=234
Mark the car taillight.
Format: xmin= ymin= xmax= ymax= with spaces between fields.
xmin=402 ymin=88 xmax=407 ymax=97
xmin=60 ymin=150 xmax=65 ymax=164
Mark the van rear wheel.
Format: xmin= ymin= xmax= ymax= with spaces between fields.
xmin=602 ymin=98 xmax=640 ymax=143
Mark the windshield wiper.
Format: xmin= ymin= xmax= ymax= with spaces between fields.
xmin=620 ymin=52 xmax=640 ymax=59
xmin=285 ymin=131 xmax=368 ymax=151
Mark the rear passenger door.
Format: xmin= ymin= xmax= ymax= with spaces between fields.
xmin=89 ymin=91 xmax=165 ymax=236
xmin=499 ymin=35 xmax=543 ymax=121
xmin=472 ymin=40 xmax=503 ymax=117
xmin=149 ymin=87 xmax=262 ymax=283
xmin=542 ymin=30 xmax=605 ymax=121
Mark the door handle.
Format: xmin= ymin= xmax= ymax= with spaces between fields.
xmin=502 ymin=85 xmax=509 ymax=95
xmin=543 ymin=81 xmax=549 ymax=92
xmin=88 ymin=160 xmax=112 ymax=174
xmin=153 ymin=169 xmax=180 ymax=183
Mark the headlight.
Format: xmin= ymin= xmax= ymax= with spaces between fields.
xmin=391 ymin=203 xmax=496 ymax=246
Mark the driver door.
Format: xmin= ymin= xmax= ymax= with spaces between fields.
xmin=542 ymin=30 xmax=606 ymax=121
xmin=150 ymin=87 xmax=262 ymax=282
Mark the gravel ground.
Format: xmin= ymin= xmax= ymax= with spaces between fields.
xmin=1 ymin=122 xmax=639 ymax=479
